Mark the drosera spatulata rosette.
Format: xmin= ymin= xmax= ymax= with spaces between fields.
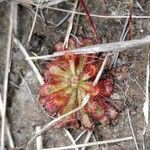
xmin=39 ymin=38 xmax=118 ymax=130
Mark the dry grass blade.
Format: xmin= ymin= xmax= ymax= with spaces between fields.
xmin=143 ymin=53 xmax=150 ymax=134
xmin=27 ymin=36 xmax=150 ymax=60
xmin=81 ymin=131 xmax=93 ymax=150
xmin=1 ymin=2 xmax=14 ymax=149
xmin=0 ymin=93 xmax=15 ymax=149
xmin=36 ymin=126 xmax=43 ymax=150
xmin=41 ymin=0 xmax=68 ymax=7
xmin=91 ymin=134 xmax=99 ymax=150
xmin=26 ymin=54 xmax=110 ymax=149
xmin=63 ymin=0 xmax=78 ymax=48
xmin=55 ymin=13 xmax=70 ymax=27
xmin=135 ymin=0 xmax=144 ymax=11
xmin=126 ymin=109 xmax=139 ymax=150
xmin=13 ymin=37 xmax=44 ymax=85
xmin=44 ymin=6 xmax=150 ymax=19
xmin=112 ymin=14 xmax=129 ymax=67
xmin=64 ymin=129 xmax=79 ymax=150
xmin=13 ymin=2 xmax=18 ymax=35
xmin=42 ymin=136 xmax=133 ymax=150
xmin=112 ymin=0 xmax=133 ymax=67
xmin=75 ymin=130 xmax=86 ymax=142
xmin=26 ymin=94 xmax=89 ymax=149
xmin=28 ymin=0 xmax=40 ymax=43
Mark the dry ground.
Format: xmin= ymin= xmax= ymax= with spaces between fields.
xmin=0 ymin=0 xmax=150 ymax=150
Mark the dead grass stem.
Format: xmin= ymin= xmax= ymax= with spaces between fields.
xmin=1 ymin=2 xmax=14 ymax=149
xmin=63 ymin=0 xmax=78 ymax=48
xmin=42 ymin=136 xmax=133 ymax=150
xmin=44 ymin=6 xmax=150 ymax=19
xmin=13 ymin=37 xmax=44 ymax=85
xmin=26 ymin=36 xmax=150 ymax=60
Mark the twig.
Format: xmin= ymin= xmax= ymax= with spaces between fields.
xmin=75 ymin=130 xmax=86 ymax=142
xmin=81 ymin=131 xmax=93 ymax=150
xmin=1 ymin=2 xmax=14 ymax=150
xmin=112 ymin=14 xmax=129 ymax=67
xmin=108 ymin=0 xmax=133 ymax=67
xmin=93 ymin=54 xmax=112 ymax=85
xmin=64 ymin=129 xmax=78 ymax=150
xmin=63 ymin=0 xmax=78 ymax=48
xmin=73 ymin=9 xmax=80 ymax=35
xmin=28 ymin=0 xmax=40 ymax=43
xmin=26 ymin=54 xmax=110 ymax=149
xmin=143 ymin=53 xmax=149 ymax=134
xmin=0 ymin=93 xmax=15 ymax=149
xmin=41 ymin=0 xmax=68 ymax=7
xmin=27 ymin=7 xmax=43 ymax=22
xmin=141 ymin=52 xmax=150 ymax=150
xmin=128 ymin=0 xmax=133 ymax=40
xmin=13 ymin=37 xmax=44 ymax=85
xmin=142 ymin=135 xmax=146 ymax=150
xmin=135 ymin=0 xmax=144 ymax=11
xmin=55 ymin=13 xmax=70 ymax=28
xmin=126 ymin=109 xmax=139 ymax=150
xmin=44 ymin=6 xmax=150 ymax=19
xmin=36 ymin=126 xmax=43 ymax=150
xmin=27 ymin=35 xmax=150 ymax=60
xmin=91 ymin=134 xmax=99 ymax=150
xmin=80 ymin=0 xmax=99 ymax=42
xmin=13 ymin=2 xmax=18 ymax=35
xmin=42 ymin=136 xmax=133 ymax=150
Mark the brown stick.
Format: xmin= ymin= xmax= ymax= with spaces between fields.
xmin=79 ymin=0 xmax=99 ymax=42
xmin=128 ymin=0 xmax=133 ymax=40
